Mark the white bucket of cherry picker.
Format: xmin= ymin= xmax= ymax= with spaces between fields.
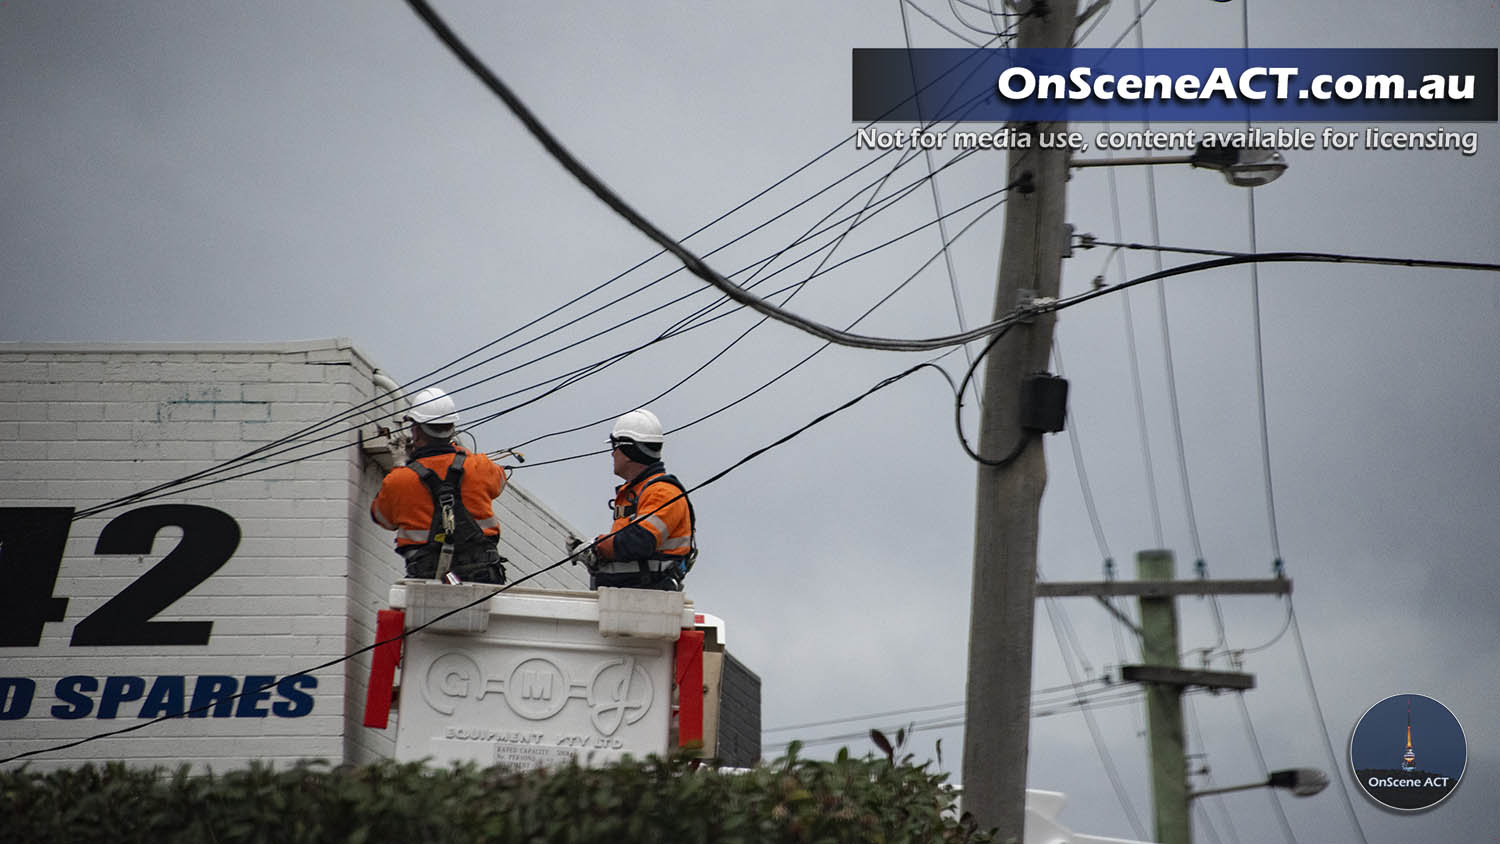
xmin=372 ymin=582 xmax=698 ymax=772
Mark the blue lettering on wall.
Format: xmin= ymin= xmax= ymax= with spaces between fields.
xmin=0 ymin=675 xmax=319 ymax=720
xmin=51 ymin=676 xmax=99 ymax=719
xmin=0 ymin=678 xmax=36 ymax=720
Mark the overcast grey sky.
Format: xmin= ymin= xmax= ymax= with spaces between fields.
xmin=3 ymin=2 xmax=1497 ymax=842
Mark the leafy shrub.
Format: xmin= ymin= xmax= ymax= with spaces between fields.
xmin=0 ymin=745 xmax=995 ymax=844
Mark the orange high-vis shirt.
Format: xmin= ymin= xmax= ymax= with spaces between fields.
xmin=596 ymin=470 xmax=692 ymax=561
xmin=370 ymin=448 xmax=504 ymax=548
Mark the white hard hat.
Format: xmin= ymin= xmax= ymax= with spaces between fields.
xmin=405 ymin=386 xmax=459 ymax=428
xmin=611 ymin=408 xmax=664 ymax=444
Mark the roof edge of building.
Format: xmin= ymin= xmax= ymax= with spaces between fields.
xmin=1 ymin=337 xmax=378 ymax=369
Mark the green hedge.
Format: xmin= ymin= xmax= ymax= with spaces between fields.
xmin=1 ymin=748 xmax=998 ymax=844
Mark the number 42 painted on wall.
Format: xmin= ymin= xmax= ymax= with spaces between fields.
xmin=0 ymin=505 xmax=240 ymax=648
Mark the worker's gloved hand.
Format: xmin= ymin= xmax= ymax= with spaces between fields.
xmin=567 ymin=537 xmax=599 ymax=570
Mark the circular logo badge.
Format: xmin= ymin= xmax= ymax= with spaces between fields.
xmin=1350 ymin=694 xmax=1465 ymax=811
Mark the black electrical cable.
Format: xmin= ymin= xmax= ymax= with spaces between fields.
xmin=404 ymin=0 xmax=1042 ymax=354
xmin=57 ymin=7 xmax=1037 ymax=529
xmin=71 ymin=168 xmax=1015 ymax=515
xmin=507 ymin=138 xmax=946 ymax=454
xmin=464 ymin=166 xmax=1011 ymax=437
xmin=944 ymin=0 xmax=1015 ymax=38
xmin=73 ymin=147 xmax=1004 ymax=518
xmin=57 ymin=28 xmax=1016 ymax=525
xmin=901 ymin=0 xmax=994 ymax=45
xmin=659 ymin=83 xmax=1004 ymax=340
xmin=69 ymin=28 xmax=1025 ymax=531
xmin=512 ymin=238 xmax=1494 ymax=472
xmin=901 ymin=0 xmax=985 ymax=407
xmin=1052 ymin=249 xmax=1500 ymax=314
xmin=1085 ymin=239 xmax=1500 ymax=271
xmin=763 ymin=689 xmax=1153 ymax=754
xmin=952 ymin=322 xmax=1035 ymax=466
xmin=504 ymin=186 xmax=1016 ymax=469
xmin=83 ymin=244 xmax=1500 ymax=512
xmin=1040 ymin=591 xmax=1151 ymax=840
xmin=950 ymin=0 xmax=1024 ymax=16
xmin=515 ymin=153 xmax=1005 ymax=442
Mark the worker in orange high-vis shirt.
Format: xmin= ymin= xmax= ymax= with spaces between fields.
xmin=371 ymin=387 xmax=507 ymax=584
xmin=589 ymin=408 xmax=697 ymax=591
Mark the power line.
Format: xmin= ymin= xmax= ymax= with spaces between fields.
xmin=1052 ymin=341 xmax=1110 ymax=562
xmin=900 ymin=0 xmax=996 ymax=46
xmin=762 ymin=688 xmax=1154 ymax=754
xmin=1288 ymin=598 xmax=1372 ymax=844
xmin=901 ymin=0 xmax=985 ymax=409
xmin=764 ymin=678 xmax=1105 ymax=735
xmin=58 ymin=9 xmax=1021 ymax=525
xmin=508 ymin=185 xmax=1016 ymax=469
xmin=1041 ymin=594 xmax=1150 ymax=840
xmin=76 ymin=149 xmax=1004 ymax=516
xmin=942 ymin=0 xmax=1020 ymax=38
xmin=404 ymin=0 xmax=1045 ymax=355
xmin=1240 ymin=0 xmax=1283 ymax=573
xmin=1082 ymin=240 xmax=1500 ymax=272
xmin=2 ymin=353 xmax=957 ymax=766
xmin=518 ymin=243 xmax=1500 ymax=470
xmin=1098 ymin=127 xmax=1165 ymax=548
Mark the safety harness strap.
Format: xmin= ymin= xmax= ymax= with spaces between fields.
xmin=408 ymin=452 xmax=467 ymax=581
xmin=622 ymin=473 xmax=697 ymax=578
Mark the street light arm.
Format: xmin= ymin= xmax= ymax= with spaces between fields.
xmin=1187 ymin=780 xmax=1265 ymax=800
xmin=1072 ymin=155 xmax=1196 ymax=168
xmin=1189 ymin=767 xmax=1329 ymax=800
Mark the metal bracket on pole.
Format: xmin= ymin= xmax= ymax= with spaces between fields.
xmin=1015 ymin=288 xmax=1038 ymax=322
xmin=1121 ymin=664 xmax=1255 ymax=691
xmin=1034 ymin=578 xmax=1292 ymax=598
xmin=1093 ymin=595 xmax=1144 ymax=638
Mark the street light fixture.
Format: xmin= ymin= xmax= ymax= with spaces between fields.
xmin=1189 ymin=767 xmax=1330 ymax=800
xmin=1072 ymin=143 xmax=1289 ymax=187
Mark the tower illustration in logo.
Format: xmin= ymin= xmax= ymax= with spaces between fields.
xmin=1400 ymin=699 xmax=1416 ymax=772
xmin=1351 ymin=693 xmax=1465 ymax=812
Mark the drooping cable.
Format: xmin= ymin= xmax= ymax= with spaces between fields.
xmin=404 ymin=0 xmax=1047 ymax=354
xmin=509 ymin=185 xmax=1017 ymax=469
xmin=59 ymin=11 xmax=1033 ymax=528
xmin=83 ymin=148 xmax=1006 ymax=515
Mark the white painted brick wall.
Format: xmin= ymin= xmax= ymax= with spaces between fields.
xmin=0 ymin=340 xmax=588 ymax=771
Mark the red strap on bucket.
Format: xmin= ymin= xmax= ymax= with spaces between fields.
xmin=362 ymin=609 xmax=405 ymax=728
xmin=675 ymin=629 xmax=705 ymax=748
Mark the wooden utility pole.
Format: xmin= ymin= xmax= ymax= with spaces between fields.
xmin=1036 ymin=553 xmax=1288 ymax=844
xmin=1138 ymin=550 xmax=1191 ymax=844
xmin=960 ymin=0 xmax=1078 ymax=837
